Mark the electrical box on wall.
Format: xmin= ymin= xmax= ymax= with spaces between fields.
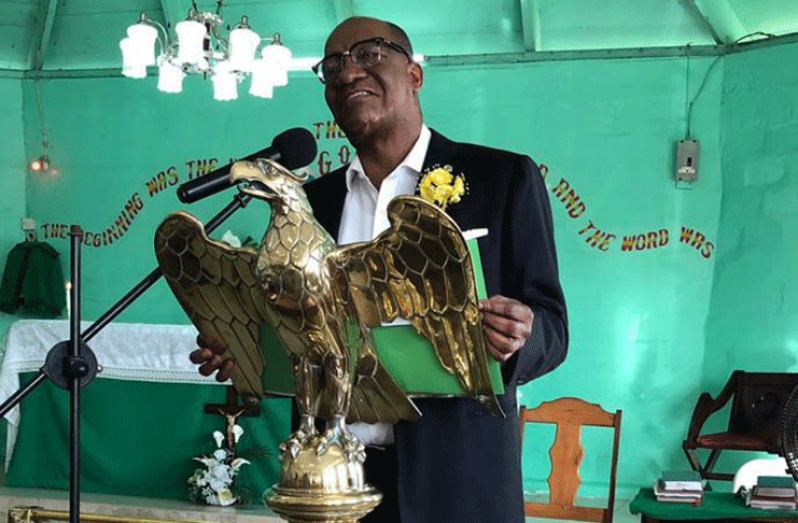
xmin=675 ymin=140 xmax=699 ymax=188
xmin=21 ymin=218 xmax=37 ymax=242
xmin=21 ymin=217 xmax=37 ymax=241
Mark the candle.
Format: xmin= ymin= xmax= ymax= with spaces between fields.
xmin=65 ymin=281 xmax=72 ymax=323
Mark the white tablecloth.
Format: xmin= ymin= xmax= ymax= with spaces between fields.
xmin=0 ymin=319 xmax=227 ymax=468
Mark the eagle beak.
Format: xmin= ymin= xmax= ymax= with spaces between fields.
xmin=229 ymin=161 xmax=278 ymax=201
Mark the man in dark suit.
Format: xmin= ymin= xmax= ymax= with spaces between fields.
xmin=194 ymin=16 xmax=567 ymax=523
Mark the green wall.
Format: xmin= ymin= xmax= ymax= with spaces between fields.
xmin=1 ymin=42 xmax=794 ymax=500
xmin=0 ymin=77 xmax=27 ymax=337
xmin=702 ymin=41 xmax=798 ymax=472
xmin=707 ymin=41 xmax=798 ymax=375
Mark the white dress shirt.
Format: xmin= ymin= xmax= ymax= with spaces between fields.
xmin=338 ymin=125 xmax=432 ymax=244
xmin=338 ymin=125 xmax=431 ymax=445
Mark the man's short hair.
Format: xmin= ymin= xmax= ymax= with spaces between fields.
xmin=385 ymin=21 xmax=414 ymax=57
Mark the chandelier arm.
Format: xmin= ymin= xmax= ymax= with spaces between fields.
xmin=209 ymin=24 xmax=230 ymax=59
xmin=147 ymin=19 xmax=171 ymax=57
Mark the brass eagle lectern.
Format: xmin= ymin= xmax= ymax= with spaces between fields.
xmin=154 ymin=158 xmax=502 ymax=522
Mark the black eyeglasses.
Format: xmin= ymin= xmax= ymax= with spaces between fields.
xmin=312 ymin=37 xmax=411 ymax=84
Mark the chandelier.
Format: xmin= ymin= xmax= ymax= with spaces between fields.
xmin=120 ymin=2 xmax=291 ymax=100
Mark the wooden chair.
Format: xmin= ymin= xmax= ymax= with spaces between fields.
xmin=519 ymin=397 xmax=622 ymax=523
xmin=682 ymin=370 xmax=798 ymax=482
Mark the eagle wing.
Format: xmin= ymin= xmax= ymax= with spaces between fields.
xmin=328 ymin=196 xmax=503 ymax=417
xmin=154 ymin=211 xmax=267 ymax=397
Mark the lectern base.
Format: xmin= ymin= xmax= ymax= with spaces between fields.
xmin=264 ymin=433 xmax=381 ymax=523
xmin=264 ymin=486 xmax=381 ymax=523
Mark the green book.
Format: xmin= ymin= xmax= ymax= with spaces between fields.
xmin=659 ymin=470 xmax=703 ymax=490
xmin=257 ymin=237 xmax=504 ymax=397
xmin=662 ymin=470 xmax=702 ymax=482
xmin=755 ymin=476 xmax=796 ymax=497
xmin=758 ymin=476 xmax=795 ymax=488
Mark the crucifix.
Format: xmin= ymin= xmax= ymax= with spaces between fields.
xmin=204 ymin=386 xmax=260 ymax=452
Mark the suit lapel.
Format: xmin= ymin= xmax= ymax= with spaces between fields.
xmin=422 ymin=128 xmax=457 ymax=173
xmin=422 ymin=129 xmax=472 ymax=226
xmin=304 ymin=169 xmax=348 ymax=240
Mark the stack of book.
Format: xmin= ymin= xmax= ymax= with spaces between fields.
xmin=747 ymin=476 xmax=797 ymax=510
xmin=654 ymin=470 xmax=704 ymax=505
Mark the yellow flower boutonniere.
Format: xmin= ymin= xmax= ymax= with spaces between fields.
xmin=417 ymin=165 xmax=467 ymax=212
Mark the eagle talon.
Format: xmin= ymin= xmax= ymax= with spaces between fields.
xmin=279 ymin=415 xmax=317 ymax=460
xmin=315 ymin=415 xmax=365 ymax=463
xmin=297 ymin=414 xmax=317 ymax=436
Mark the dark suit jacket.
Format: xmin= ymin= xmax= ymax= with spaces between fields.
xmin=302 ymin=129 xmax=568 ymax=523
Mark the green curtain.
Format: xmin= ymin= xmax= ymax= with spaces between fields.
xmin=6 ymin=372 xmax=291 ymax=504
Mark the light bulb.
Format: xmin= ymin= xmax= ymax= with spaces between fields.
xmin=126 ymin=23 xmax=158 ymax=66
xmin=176 ymin=20 xmax=207 ymax=66
xmin=30 ymin=155 xmax=50 ymax=172
xmin=158 ymin=59 xmax=185 ymax=93
xmin=249 ymin=58 xmax=274 ymax=98
xmin=212 ymin=61 xmax=238 ymax=101
xmin=229 ymin=26 xmax=261 ymax=72
xmin=120 ymin=37 xmax=148 ymax=78
xmin=261 ymin=37 xmax=291 ymax=87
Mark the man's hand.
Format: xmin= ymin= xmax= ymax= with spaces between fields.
xmin=189 ymin=334 xmax=236 ymax=382
xmin=478 ymin=295 xmax=534 ymax=362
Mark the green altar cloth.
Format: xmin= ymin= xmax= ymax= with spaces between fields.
xmin=5 ymin=372 xmax=290 ymax=503
xmin=630 ymin=487 xmax=798 ymax=521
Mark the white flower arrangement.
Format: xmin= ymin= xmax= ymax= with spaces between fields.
xmin=188 ymin=426 xmax=250 ymax=506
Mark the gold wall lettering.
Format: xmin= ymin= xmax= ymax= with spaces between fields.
xmin=621 ymin=230 xmax=670 ymax=252
xmin=540 ymin=163 xmax=715 ymax=260
xmin=37 ymin=151 xmax=719 ymax=258
xmin=38 ymin=117 xmax=346 ymax=247
xmin=311 ymin=119 xmax=351 ymax=177
xmin=679 ymin=226 xmax=715 ymax=259
xmin=40 ymin=153 xmax=240 ymax=247
xmin=145 ymin=166 xmax=179 ymax=197
xmin=550 ymin=177 xmax=586 ymax=219
xmin=312 ymin=120 xmax=347 ymax=140
xmin=41 ymin=192 xmax=145 ymax=247
xmin=186 ymin=158 xmax=225 ymax=180
xmin=578 ymin=220 xmax=616 ymax=251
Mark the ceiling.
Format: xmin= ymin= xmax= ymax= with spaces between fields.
xmin=2 ymin=0 xmax=798 ymax=75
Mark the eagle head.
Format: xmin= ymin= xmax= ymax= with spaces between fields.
xmin=230 ymin=158 xmax=308 ymax=204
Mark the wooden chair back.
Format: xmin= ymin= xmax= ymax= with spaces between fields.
xmin=519 ymin=397 xmax=622 ymax=523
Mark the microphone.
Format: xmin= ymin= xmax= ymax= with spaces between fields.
xmin=177 ymin=127 xmax=318 ymax=204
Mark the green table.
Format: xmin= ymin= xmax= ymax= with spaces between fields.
xmin=630 ymin=488 xmax=798 ymax=523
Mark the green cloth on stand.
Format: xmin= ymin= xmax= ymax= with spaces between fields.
xmin=630 ymin=487 xmax=798 ymax=520
xmin=0 ymin=241 xmax=66 ymax=317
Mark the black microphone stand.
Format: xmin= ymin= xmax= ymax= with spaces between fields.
xmin=0 ymin=191 xmax=252 ymax=523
